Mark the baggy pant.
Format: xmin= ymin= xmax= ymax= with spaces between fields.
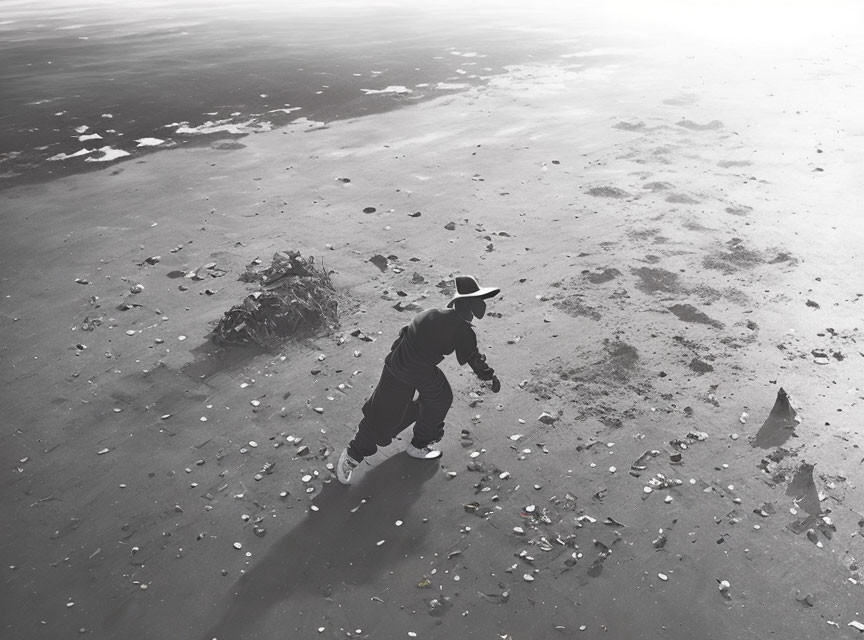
xmin=347 ymin=362 xmax=453 ymax=461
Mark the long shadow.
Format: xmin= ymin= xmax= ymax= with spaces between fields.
xmin=202 ymin=454 xmax=438 ymax=640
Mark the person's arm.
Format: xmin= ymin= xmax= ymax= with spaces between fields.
xmin=390 ymin=325 xmax=408 ymax=351
xmin=456 ymin=325 xmax=500 ymax=390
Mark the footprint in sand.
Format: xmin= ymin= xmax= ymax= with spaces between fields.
xmin=676 ymin=119 xmax=723 ymax=131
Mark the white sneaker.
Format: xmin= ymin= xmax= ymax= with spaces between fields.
xmin=337 ymin=448 xmax=359 ymax=484
xmin=406 ymin=443 xmax=442 ymax=459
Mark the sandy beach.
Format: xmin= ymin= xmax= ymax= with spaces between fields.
xmin=3 ymin=3 xmax=864 ymax=639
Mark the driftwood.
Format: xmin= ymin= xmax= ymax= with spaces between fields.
xmin=212 ymin=251 xmax=338 ymax=347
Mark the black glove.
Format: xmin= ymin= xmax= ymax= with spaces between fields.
xmin=490 ymin=376 xmax=501 ymax=393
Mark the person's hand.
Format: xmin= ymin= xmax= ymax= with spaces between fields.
xmin=490 ymin=376 xmax=501 ymax=393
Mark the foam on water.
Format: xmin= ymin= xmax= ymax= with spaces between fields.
xmin=135 ymin=138 xmax=166 ymax=147
xmin=0 ymin=1 xmax=577 ymax=188
xmin=85 ymin=146 xmax=131 ymax=162
xmin=48 ymin=148 xmax=94 ymax=161
xmin=362 ymin=86 xmax=412 ymax=95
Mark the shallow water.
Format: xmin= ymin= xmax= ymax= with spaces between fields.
xmin=0 ymin=0 xmax=583 ymax=189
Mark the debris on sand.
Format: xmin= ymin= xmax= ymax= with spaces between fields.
xmin=785 ymin=463 xmax=822 ymax=517
xmin=212 ymin=251 xmax=338 ymax=347
xmin=752 ymin=388 xmax=799 ymax=449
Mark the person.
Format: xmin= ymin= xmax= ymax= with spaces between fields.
xmin=336 ymin=275 xmax=501 ymax=484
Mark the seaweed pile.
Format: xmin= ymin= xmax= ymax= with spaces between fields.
xmin=212 ymin=251 xmax=338 ymax=347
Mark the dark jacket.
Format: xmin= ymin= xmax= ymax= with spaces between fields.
xmin=386 ymin=308 xmax=494 ymax=380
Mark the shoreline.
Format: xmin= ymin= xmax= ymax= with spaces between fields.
xmin=3 ymin=14 xmax=864 ymax=640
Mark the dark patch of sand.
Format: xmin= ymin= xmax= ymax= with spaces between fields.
xmin=633 ymin=267 xmax=682 ymax=293
xmin=676 ymin=119 xmax=724 ymax=131
xmin=554 ymin=295 xmax=602 ymax=320
xmin=583 ymin=267 xmax=621 ymax=284
xmin=666 ymin=193 xmax=700 ymax=204
xmin=668 ymin=303 xmax=724 ymax=328
xmin=586 ymin=185 xmax=631 ymax=198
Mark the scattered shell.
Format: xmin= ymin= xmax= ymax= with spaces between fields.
xmin=233 ymin=542 xmax=243 ymax=550
xmin=313 ymin=407 xmax=324 ymax=414
xmin=658 ymin=573 xmax=669 ymax=581
xmin=250 ymin=400 xmax=260 ymax=407
xmin=249 ymin=441 xmax=258 ymax=448
xmin=523 ymin=573 xmax=535 ymax=582
xmin=302 ymin=474 xmax=313 ymax=483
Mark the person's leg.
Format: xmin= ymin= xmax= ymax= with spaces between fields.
xmin=389 ymin=395 xmax=421 ymax=440
xmin=410 ymin=368 xmax=453 ymax=449
xmin=347 ymin=364 xmax=415 ymax=462
xmin=347 ymin=417 xmax=379 ymax=462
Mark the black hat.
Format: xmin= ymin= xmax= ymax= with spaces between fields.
xmin=446 ymin=275 xmax=500 ymax=308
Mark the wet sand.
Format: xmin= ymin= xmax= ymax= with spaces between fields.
xmin=3 ymin=5 xmax=864 ymax=640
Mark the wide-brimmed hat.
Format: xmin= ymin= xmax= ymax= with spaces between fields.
xmin=446 ymin=275 xmax=500 ymax=308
